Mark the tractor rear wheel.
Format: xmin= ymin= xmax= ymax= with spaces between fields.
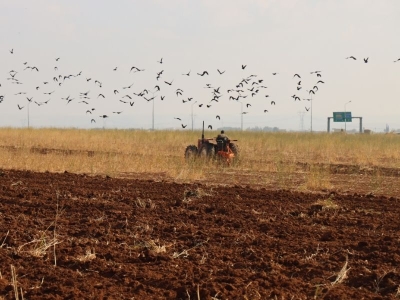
xmin=185 ymin=145 xmax=198 ymax=161
xmin=199 ymin=144 xmax=215 ymax=160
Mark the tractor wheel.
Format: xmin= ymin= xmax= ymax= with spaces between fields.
xmin=185 ymin=145 xmax=198 ymax=161
xmin=199 ymin=144 xmax=215 ymax=160
xmin=229 ymin=143 xmax=240 ymax=165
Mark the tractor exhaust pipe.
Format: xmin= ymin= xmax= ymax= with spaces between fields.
xmin=202 ymin=121 xmax=204 ymax=141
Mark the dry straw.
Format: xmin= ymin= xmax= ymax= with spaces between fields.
xmin=1 ymin=128 xmax=400 ymax=190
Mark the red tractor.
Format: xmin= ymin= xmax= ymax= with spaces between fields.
xmin=185 ymin=122 xmax=240 ymax=165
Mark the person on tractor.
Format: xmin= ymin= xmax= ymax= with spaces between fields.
xmin=217 ymin=130 xmax=228 ymax=140
xmin=216 ymin=130 xmax=229 ymax=151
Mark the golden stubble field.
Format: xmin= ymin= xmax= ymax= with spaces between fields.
xmin=1 ymin=127 xmax=400 ymax=196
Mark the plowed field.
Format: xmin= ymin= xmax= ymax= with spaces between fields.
xmin=1 ymin=168 xmax=400 ymax=299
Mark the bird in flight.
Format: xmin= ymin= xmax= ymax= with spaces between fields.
xmin=394 ymin=58 xmax=400 ymax=63
xmin=241 ymin=65 xmax=247 ymax=70
xmin=164 ymin=80 xmax=173 ymax=85
xmin=293 ymin=74 xmax=301 ymax=78
xmin=98 ymin=93 xmax=105 ymax=98
xmin=129 ymin=102 xmax=134 ymax=106
xmin=10 ymin=49 xmax=13 ymax=54
xmin=17 ymin=104 xmax=24 ymax=110
xmin=363 ymin=57 xmax=369 ymax=63
xmin=346 ymin=56 xmax=357 ymax=60
xmin=100 ymin=115 xmax=108 ymax=118
xmin=208 ymin=125 xmax=212 ymax=130
xmin=271 ymin=101 xmax=275 ymax=105
xmin=157 ymin=58 xmax=163 ymax=64
xmin=174 ymin=117 xmax=181 ymax=121
xmin=216 ymin=115 xmax=220 ymax=120
xmin=264 ymin=110 xmax=268 ymax=113
xmin=91 ymin=119 xmax=96 ymax=123
xmin=113 ymin=111 xmax=122 ymax=114
xmin=197 ymin=71 xmax=209 ymax=76
xmin=181 ymin=124 xmax=187 ymax=128
xmin=123 ymin=83 xmax=134 ymax=89
xmin=217 ymin=69 xmax=225 ymax=75
xmin=305 ymin=107 xmax=310 ymax=111
xmin=182 ymin=71 xmax=191 ymax=76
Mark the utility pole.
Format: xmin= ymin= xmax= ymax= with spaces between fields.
xmin=310 ymin=92 xmax=313 ymax=132
xmin=27 ymin=100 xmax=30 ymax=128
xmin=151 ymin=90 xmax=158 ymax=131
xmin=191 ymin=101 xmax=197 ymax=131
xmin=239 ymin=101 xmax=243 ymax=131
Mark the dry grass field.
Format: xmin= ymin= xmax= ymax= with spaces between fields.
xmin=1 ymin=128 xmax=400 ymax=299
xmin=1 ymin=128 xmax=400 ymax=195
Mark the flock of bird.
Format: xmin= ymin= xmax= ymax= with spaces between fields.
xmin=1 ymin=48 xmax=400 ymax=130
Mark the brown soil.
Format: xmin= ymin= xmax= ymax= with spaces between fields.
xmin=1 ymin=169 xmax=400 ymax=299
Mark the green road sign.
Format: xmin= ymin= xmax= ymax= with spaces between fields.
xmin=333 ymin=112 xmax=352 ymax=122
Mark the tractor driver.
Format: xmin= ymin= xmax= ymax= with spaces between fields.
xmin=216 ymin=130 xmax=229 ymax=151
xmin=217 ymin=130 xmax=228 ymax=140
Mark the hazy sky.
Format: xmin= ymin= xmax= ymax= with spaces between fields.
xmin=1 ymin=0 xmax=400 ymax=132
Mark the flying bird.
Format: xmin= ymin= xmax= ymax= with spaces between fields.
xmin=123 ymin=83 xmax=134 ymax=89
xmin=182 ymin=71 xmax=191 ymax=76
xmin=174 ymin=117 xmax=181 ymax=121
xmin=363 ymin=57 xmax=369 ymax=63
xmin=293 ymin=74 xmax=301 ymax=78
xmin=208 ymin=125 xmax=212 ymax=130
xmin=197 ymin=71 xmax=209 ymax=76
xmin=157 ymin=58 xmax=163 ymax=64
xmin=394 ymin=58 xmax=400 ymax=63
xmin=241 ymin=65 xmax=247 ymax=69
xmin=100 ymin=115 xmax=108 ymax=118
xmin=305 ymin=107 xmax=310 ymax=111
xmin=91 ymin=119 xmax=96 ymax=123
xmin=264 ymin=110 xmax=268 ymax=113
xmin=17 ymin=104 xmax=24 ymax=110
xmin=217 ymin=69 xmax=225 ymax=74
xmin=271 ymin=101 xmax=275 ymax=105
xmin=113 ymin=111 xmax=122 ymax=114
xmin=181 ymin=124 xmax=187 ymax=128
xmin=346 ymin=56 xmax=357 ymax=60
xmin=98 ymin=93 xmax=105 ymax=98
xmin=216 ymin=115 xmax=220 ymax=120
xmin=164 ymin=80 xmax=173 ymax=85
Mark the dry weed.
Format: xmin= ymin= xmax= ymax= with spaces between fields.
xmin=17 ymin=232 xmax=60 ymax=258
xmin=76 ymin=248 xmax=96 ymax=262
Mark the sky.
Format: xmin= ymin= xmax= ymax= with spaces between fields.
xmin=1 ymin=0 xmax=400 ymax=132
